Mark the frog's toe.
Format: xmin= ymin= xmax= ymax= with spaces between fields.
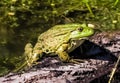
xmin=69 ymin=59 xmax=84 ymax=64
xmin=26 ymin=53 xmax=39 ymax=66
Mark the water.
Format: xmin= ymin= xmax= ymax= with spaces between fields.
xmin=0 ymin=42 xmax=25 ymax=75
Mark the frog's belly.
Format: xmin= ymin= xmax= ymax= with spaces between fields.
xmin=67 ymin=39 xmax=85 ymax=53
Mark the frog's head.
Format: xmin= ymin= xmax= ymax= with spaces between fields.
xmin=70 ymin=24 xmax=94 ymax=40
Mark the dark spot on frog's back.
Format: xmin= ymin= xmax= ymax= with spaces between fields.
xmin=45 ymin=47 xmax=53 ymax=53
xmin=39 ymin=38 xmax=44 ymax=41
xmin=46 ymin=49 xmax=49 ymax=52
xmin=38 ymin=47 xmax=42 ymax=50
xmin=59 ymin=38 xmax=61 ymax=41
xmin=42 ymin=45 xmax=45 ymax=48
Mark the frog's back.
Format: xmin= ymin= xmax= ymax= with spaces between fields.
xmin=36 ymin=24 xmax=79 ymax=54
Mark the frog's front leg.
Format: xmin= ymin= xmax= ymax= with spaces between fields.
xmin=56 ymin=44 xmax=84 ymax=63
xmin=24 ymin=43 xmax=43 ymax=66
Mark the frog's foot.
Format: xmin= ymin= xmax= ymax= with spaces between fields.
xmin=26 ymin=53 xmax=39 ymax=66
xmin=57 ymin=51 xmax=84 ymax=64
xmin=27 ymin=49 xmax=43 ymax=66
xmin=69 ymin=59 xmax=84 ymax=64
xmin=14 ymin=53 xmax=39 ymax=72
xmin=24 ymin=43 xmax=34 ymax=66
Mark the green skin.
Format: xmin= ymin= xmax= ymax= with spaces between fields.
xmin=24 ymin=23 xmax=94 ymax=66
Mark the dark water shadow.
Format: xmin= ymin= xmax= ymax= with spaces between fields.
xmin=70 ymin=40 xmax=117 ymax=62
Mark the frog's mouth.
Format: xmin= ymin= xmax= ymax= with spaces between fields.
xmin=71 ymin=37 xmax=88 ymax=41
xmin=80 ymin=37 xmax=89 ymax=40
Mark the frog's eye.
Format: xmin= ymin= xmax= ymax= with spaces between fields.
xmin=78 ymin=27 xmax=83 ymax=32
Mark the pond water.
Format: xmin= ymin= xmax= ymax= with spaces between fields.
xmin=0 ymin=26 xmax=47 ymax=76
xmin=0 ymin=42 xmax=25 ymax=76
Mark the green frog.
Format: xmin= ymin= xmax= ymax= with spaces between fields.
xmin=24 ymin=23 xmax=94 ymax=66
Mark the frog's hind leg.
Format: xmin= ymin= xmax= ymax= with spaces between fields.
xmin=14 ymin=43 xmax=34 ymax=72
xmin=14 ymin=43 xmax=43 ymax=72
xmin=25 ymin=43 xmax=43 ymax=66
xmin=56 ymin=44 xmax=84 ymax=63
xmin=24 ymin=43 xmax=34 ymax=66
